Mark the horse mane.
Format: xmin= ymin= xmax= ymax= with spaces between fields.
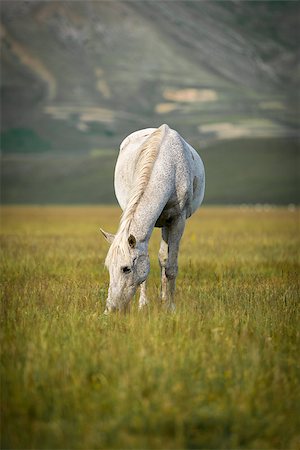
xmin=105 ymin=124 xmax=168 ymax=266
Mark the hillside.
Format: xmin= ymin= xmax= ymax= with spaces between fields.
xmin=1 ymin=1 xmax=299 ymax=204
xmin=2 ymin=137 xmax=299 ymax=205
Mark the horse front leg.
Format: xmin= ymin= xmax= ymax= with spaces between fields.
xmin=138 ymin=280 xmax=149 ymax=309
xmin=159 ymin=218 xmax=185 ymax=311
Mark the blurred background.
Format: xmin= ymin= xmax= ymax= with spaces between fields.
xmin=1 ymin=0 xmax=299 ymax=205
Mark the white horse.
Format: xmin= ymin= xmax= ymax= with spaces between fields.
xmin=101 ymin=124 xmax=205 ymax=313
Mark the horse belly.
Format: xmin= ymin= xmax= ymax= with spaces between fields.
xmin=155 ymin=197 xmax=181 ymax=227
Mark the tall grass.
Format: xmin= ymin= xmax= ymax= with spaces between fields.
xmin=1 ymin=206 xmax=299 ymax=449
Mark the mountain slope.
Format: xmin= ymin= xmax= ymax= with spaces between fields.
xmin=1 ymin=1 xmax=299 ymax=205
xmin=1 ymin=0 xmax=299 ymax=151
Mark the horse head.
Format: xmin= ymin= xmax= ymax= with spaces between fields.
xmin=100 ymin=229 xmax=150 ymax=312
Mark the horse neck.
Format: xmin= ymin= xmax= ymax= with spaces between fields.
xmin=118 ymin=124 xmax=170 ymax=244
xmin=126 ymin=171 xmax=173 ymax=244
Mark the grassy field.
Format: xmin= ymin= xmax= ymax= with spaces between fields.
xmin=1 ymin=206 xmax=299 ymax=449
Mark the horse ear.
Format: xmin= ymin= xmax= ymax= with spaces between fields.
xmin=128 ymin=234 xmax=136 ymax=249
xmin=100 ymin=228 xmax=115 ymax=244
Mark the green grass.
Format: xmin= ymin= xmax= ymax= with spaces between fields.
xmin=1 ymin=206 xmax=299 ymax=449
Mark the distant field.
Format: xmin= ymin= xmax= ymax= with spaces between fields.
xmin=1 ymin=137 xmax=299 ymax=205
xmin=1 ymin=206 xmax=299 ymax=449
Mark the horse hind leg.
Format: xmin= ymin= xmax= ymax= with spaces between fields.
xmin=158 ymin=227 xmax=169 ymax=304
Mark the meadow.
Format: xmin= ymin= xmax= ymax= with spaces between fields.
xmin=1 ymin=206 xmax=299 ymax=449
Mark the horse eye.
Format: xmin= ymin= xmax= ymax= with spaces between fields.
xmin=122 ymin=266 xmax=131 ymax=274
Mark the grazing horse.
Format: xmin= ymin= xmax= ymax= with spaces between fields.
xmin=100 ymin=124 xmax=205 ymax=313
